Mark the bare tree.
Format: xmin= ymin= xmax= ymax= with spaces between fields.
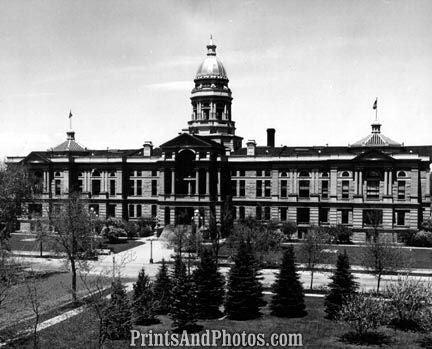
xmin=50 ymin=192 xmax=93 ymax=303
xmin=25 ymin=272 xmax=42 ymax=349
xmin=362 ymin=238 xmax=407 ymax=293
xmin=299 ymin=226 xmax=331 ymax=290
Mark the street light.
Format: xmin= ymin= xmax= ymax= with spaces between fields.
xmin=149 ymin=238 xmax=154 ymax=264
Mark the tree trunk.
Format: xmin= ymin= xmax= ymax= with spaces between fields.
xmin=310 ymin=269 xmax=314 ymax=290
xmin=71 ymin=258 xmax=77 ymax=303
xmin=39 ymin=240 xmax=43 ymax=257
xmin=376 ymin=273 xmax=381 ymax=293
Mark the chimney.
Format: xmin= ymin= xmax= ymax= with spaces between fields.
xmin=267 ymin=128 xmax=275 ymax=147
xmin=246 ymin=140 xmax=256 ymax=156
xmin=143 ymin=141 xmax=153 ymax=157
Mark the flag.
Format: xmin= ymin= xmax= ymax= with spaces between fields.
xmin=69 ymin=110 xmax=72 ymax=118
xmin=373 ymin=99 xmax=377 ymax=110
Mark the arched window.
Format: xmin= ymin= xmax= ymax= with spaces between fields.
xmin=110 ymin=171 xmax=116 ymax=177
xmin=321 ymin=171 xmax=329 ymax=177
xmin=280 ymin=171 xmax=288 ymax=177
xmin=342 ymin=171 xmax=350 ymax=177
xmin=92 ymin=170 xmax=101 ymax=177
xmin=54 ymin=171 xmax=61 ymax=177
xmin=398 ymin=171 xmax=406 ymax=177
xmin=299 ymin=170 xmax=310 ymax=177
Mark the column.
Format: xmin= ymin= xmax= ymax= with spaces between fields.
xmin=171 ymin=169 xmax=175 ymax=194
xmin=188 ymin=181 xmax=191 ymax=195
xmin=205 ymin=170 xmax=209 ymax=195
xmin=195 ymin=170 xmax=199 ymax=195
xmin=292 ymin=170 xmax=297 ymax=194
xmin=354 ymin=171 xmax=358 ymax=195
xmin=217 ymin=169 xmax=221 ymax=195
xmin=330 ymin=168 xmax=337 ymax=198
xmin=43 ymin=171 xmax=48 ymax=192
xmin=388 ymin=170 xmax=393 ymax=196
xmin=358 ymin=171 xmax=363 ymax=196
xmin=384 ymin=171 xmax=388 ymax=195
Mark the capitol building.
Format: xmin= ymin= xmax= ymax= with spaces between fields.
xmin=8 ymin=39 xmax=432 ymax=237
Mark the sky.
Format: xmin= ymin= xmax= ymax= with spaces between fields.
xmin=1 ymin=0 xmax=432 ymax=159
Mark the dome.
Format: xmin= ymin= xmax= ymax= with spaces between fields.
xmin=195 ymin=37 xmax=228 ymax=79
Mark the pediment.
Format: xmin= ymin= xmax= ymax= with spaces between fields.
xmin=353 ymin=150 xmax=394 ymax=162
xmin=160 ymin=133 xmax=223 ymax=150
xmin=22 ymin=152 xmax=50 ymax=164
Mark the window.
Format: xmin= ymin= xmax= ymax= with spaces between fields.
xmin=264 ymin=170 xmax=271 ymax=177
xmin=321 ymin=181 xmax=329 ymax=199
xmin=256 ymin=170 xmax=262 ymax=177
xmin=232 ymin=206 xmax=237 ymax=219
xmin=256 ymin=206 xmax=262 ymax=220
xmin=151 ymin=180 xmax=157 ymax=196
xmin=398 ymin=171 xmax=406 ymax=177
xmin=152 ymin=170 xmax=157 ymax=177
xmin=151 ymin=205 xmax=157 ymax=217
xmin=77 ymin=179 xmax=83 ymax=193
xmin=397 ymin=181 xmax=406 ymax=200
xmin=322 ymin=171 xmax=329 ymax=177
xmin=281 ymin=180 xmax=287 ymax=198
xmin=231 ymin=170 xmax=237 ymax=177
xmin=129 ymin=205 xmax=134 ymax=218
xmin=342 ymin=171 xmax=350 ymax=177
xmin=239 ymin=170 xmax=245 ymax=177
xmin=396 ymin=211 xmax=406 ymax=226
xmin=136 ymin=170 xmax=142 ymax=177
xmin=297 ymin=208 xmax=310 ymax=224
xmin=363 ymin=209 xmax=382 ymax=226
xmin=55 ymin=171 xmax=61 ymax=177
xmin=107 ymin=204 xmax=116 ymax=218
xmin=280 ymin=207 xmax=287 ymax=221
xmin=342 ymin=180 xmax=350 ymax=199
xmin=299 ymin=170 xmax=310 ymax=177
xmin=366 ymin=180 xmax=380 ymax=199
xmin=231 ymin=180 xmax=237 ymax=195
xmin=165 ymin=207 xmax=170 ymax=225
xmin=136 ymin=204 xmax=142 ymax=217
xmin=55 ymin=179 xmax=61 ymax=195
xmin=136 ymin=180 xmax=142 ymax=196
xmin=280 ymin=171 xmax=288 ymax=177
xmin=110 ymin=171 xmax=116 ymax=177
xmin=256 ymin=181 xmax=262 ymax=197
xmin=110 ymin=179 xmax=116 ymax=196
xmin=319 ymin=208 xmax=329 ymax=224
xmin=341 ymin=209 xmax=349 ymax=224
xmin=239 ymin=206 xmax=245 ymax=220
xmin=128 ymin=180 xmax=134 ymax=196
xmin=264 ymin=180 xmax=271 ymax=197
xmin=92 ymin=180 xmax=101 ymax=195
xmin=299 ymin=180 xmax=310 ymax=198
xmin=239 ymin=180 xmax=245 ymax=196
xmin=264 ymin=207 xmax=271 ymax=220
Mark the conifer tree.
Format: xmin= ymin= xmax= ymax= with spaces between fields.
xmin=193 ymin=248 xmax=225 ymax=319
xmin=153 ymin=259 xmax=172 ymax=315
xmin=102 ymin=279 xmax=131 ymax=340
xmin=169 ymin=254 xmax=198 ymax=331
xmin=324 ymin=251 xmax=358 ymax=320
xmin=132 ymin=268 xmax=158 ymax=325
xmin=225 ymin=240 xmax=264 ymax=320
xmin=270 ymin=246 xmax=307 ymax=317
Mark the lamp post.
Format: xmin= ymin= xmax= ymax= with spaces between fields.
xmin=149 ymin=238 xmax=154 ymax=264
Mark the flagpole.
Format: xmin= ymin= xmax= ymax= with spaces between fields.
xmin=375 ymin=98 xmax=378 ymax=121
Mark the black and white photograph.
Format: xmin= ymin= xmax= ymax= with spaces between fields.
xmin=0 ymin=0 xmax=432 ymax=348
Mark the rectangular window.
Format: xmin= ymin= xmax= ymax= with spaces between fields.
xmin=107 ymin=204 xmax=116 ymax=218
xmin=264 ymin=180 xmax=271 ymax=197
xmin=396 ymin=211 xmax=406 ymax=226
xmin=366 ymin=180 xmax=380 ymax=199
xmin=231 ymin=170 xmax=237 ymax=177
xmin=319 ymin=208 xmax=329 ymax=223
xmin=128 ymin=180 xmax=134 ymax=196
xmin=280 ymin=207 xmax=287 ymax=221
xmin=136 ymin=180 xmax=142 ymax=196
xmin=77 ymin=179 xmax=83 ymax=193
xmin=151 ymin=180 xmax=157 ymax=196
xmin=151 ymin=205 xmax=157 ymax=217
xmin=136 ymin=170 xmax=142 ymax=177
xmin=92 ymin=180 xmax=101 ymax=195
xmin=129 ymin=204 xmax=134 ymax=218
xmin=239 ymin=170 xmax=245 ymax=177
xmin=109 ymin=179 xmax=116 ymax=196
xmin=264 ymin=170 xmax=271 ymax=177
xmin=342 ymin=180 xmax=350 ymax=199
xmin=321 ymin=181 xmax=329 ymax=199
xmin=256 ymin=181 xmax=262 ymax=197
xmin=239 ymin=180 xmax=245 ymax=197
xmin=239 ymin=206 xmax=245 ymax=220
xmin=299 ymin=180 xmax=310 ymax=198
xmin=341 ymin=209 xmax=349 ymax=224
xmin=232 ymin=206 xmax=237 ymax=219
xmin=297 ymin=208 xmax=310 ymax=224
xmin=256 ymin=206 xmax=262 ymax=220
xmin=256 ymin=170 xmax=262 ymax=177
xmin=55 ymin=179 xmax=61 ymax=195
xmin=363 ymin=209 xmax=382 ymax=226
xmin=136 ymin=204 xmax=142 ymax=217
xmin=397 ymin=181 xmax=406 ymax=200
xmin=264 ymin=207 xmax=271 ymax=220
xmin=231 ymin=180 xmax=237 ymax=196
xmin=281 ymin=180 xmax=287 ymax=198
xmin=151 ymin=170 xmax=157 ymax=177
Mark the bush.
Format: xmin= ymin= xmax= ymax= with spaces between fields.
xmin=325 ymin=225 xmax=353 ymax=244
xmin=139 ymin=226 xmax=154 ymax=237
xmin=339 ymin=293 xmax=390 ymax=341
xmin=102 ymin=226 xmax=128 ymax=243
xmin=411 ymin=231 xmax=432 ymax=247
xmin=280 ymin=221 xmax=297 ymax=240
xmin=421 ymin=218 xmax=432 ymax=232
xmin=125 ymin=221 xmax=139 ymax=239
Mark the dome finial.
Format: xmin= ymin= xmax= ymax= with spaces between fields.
xmin=207 ymin=35 xmax=216 ymax=56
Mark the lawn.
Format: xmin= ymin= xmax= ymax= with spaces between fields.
xmin=8 ymin=296 xmax=430 ymax=348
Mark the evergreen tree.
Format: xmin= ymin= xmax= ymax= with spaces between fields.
xmin=169 ymin=254 xmax=198 ymax=331
xmin=153 ymin=259 xmax=172 ymax=315
xmin=102 ymin=279 xmax=131 ymax=340
xmin=324 ymin=251 xmax=358 ymax=320
xmin=132 ymin=268 xmax=158 ymax=325
xmin=270 ymin=246 xmax=307 ymax=317
xmin=225 ymin=240 xmax=264 ymax=320
xmin=193 ymin=248 xmax=225 ymax=319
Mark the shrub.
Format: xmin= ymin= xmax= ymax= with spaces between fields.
xmin=421 ymin=218 xmax=432 ymax=232
xmin=125 ymin=221 xmax=139 ymax=239
xmin=339 ymin=293 xmax=390 ymax=342
xmin=386 ymin=277 xmax=432 ymax=331
xmin=102 ymin=226 xmax=127 ymax=243
xmin=280 ymin=221 xmax=297 ymax=240
xmin=327 ymin=225 xmax=353 ymax=244
xmin=411 ymin=231 xmax=432 ymax=247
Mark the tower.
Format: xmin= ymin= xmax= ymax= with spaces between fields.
xmin=187 ymin=37 xmax=242 ymax=151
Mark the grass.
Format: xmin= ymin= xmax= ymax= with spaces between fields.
xmin=8 ymin=296 xmax=429 ymax=348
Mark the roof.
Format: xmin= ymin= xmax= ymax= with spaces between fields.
xmin=351 ymin=121 xmax=401 ymax=147
xmin=195 ymin=39 xmax=227 ymax=80
xmin=51 ymin=131 xmax=86 ymax=152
